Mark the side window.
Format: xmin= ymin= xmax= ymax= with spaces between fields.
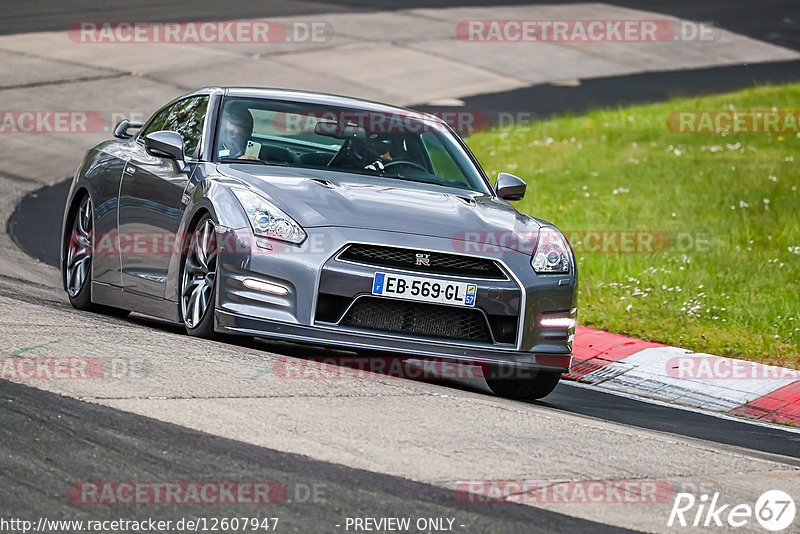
xmin=140 ymin=107 xmax=171 ymax=139
xmin=140 ymin=95 xmax=209 ymax=157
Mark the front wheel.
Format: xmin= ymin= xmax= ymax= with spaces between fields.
xmin=485 ymin=371 xmax=562 ymax=400
xmin=180 ymin=215 xmax=218 ymax=338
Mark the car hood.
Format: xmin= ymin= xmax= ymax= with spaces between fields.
xmin=217 ymin=164 xmax=543 ymax=254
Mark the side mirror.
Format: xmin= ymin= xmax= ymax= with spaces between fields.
xmin=495 ymin=172 xmax=526 ymax=201
xmin=144 ymin=131 xmax=185 ymax=161
xmin=113 ymin=120 xmax=144 ymax=139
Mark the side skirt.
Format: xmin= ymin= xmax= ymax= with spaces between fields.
xmin=92 ymin=281 xmax=181 ymax=323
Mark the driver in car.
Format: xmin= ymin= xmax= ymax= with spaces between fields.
xmin=361 ymin=133 xmax=402 ymax=171
xmin=219 ymin=104 xmax=257 ymax=159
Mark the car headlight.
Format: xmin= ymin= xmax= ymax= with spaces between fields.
xmin=532 ymin=227 xmax=571 ymax=274
xmin=231 ymin=188 xmax=307 ymax=244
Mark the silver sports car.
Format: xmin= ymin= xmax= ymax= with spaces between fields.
xmin=61 ymin=87 xmax=577 ymax=399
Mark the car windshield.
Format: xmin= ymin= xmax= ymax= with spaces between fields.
xmin=214 ymin=97 xmax=490 ymax=194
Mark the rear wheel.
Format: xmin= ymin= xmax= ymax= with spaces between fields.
xmin=64 ymin=194 xmax=129 ymax=317
xmin=486 ymin=370 xmax=562 ymax=400
xmin=180 ymin=215 xmax=218 ymax=338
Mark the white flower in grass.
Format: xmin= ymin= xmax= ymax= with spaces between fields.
xmin=625 ymin=304 xmax=633 ymax=312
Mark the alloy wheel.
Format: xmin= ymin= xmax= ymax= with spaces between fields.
xmin=66 ymin=196 xmax=93 ymax=297
xmin=180 ymin=218 xmax=217 ymax=328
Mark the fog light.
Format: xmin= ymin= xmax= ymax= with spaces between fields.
xmin=243 ymin=278 xmax=289 ymax=296
xmin=538 ymin=316 xmax=577 ymax=329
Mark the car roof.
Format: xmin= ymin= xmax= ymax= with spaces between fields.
xmin=185 ymin=86 xmax=444 ymax=124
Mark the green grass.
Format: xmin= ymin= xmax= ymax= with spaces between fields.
xmin=772 ymin=419 xmax=800 ymax=428
xmin=466 ymin=83 xmax=800 ymax=368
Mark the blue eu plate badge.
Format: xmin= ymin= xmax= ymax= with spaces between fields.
xmin=372 ymin=272 xmax=386 ymax=294
xmin=464 ymin=284 xmax=477 ymax=306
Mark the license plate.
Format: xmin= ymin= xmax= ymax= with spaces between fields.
xmin=372 ymin=272 xmax=477 ymax=307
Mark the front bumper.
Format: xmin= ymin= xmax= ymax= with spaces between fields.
xmin=216 ymin=309 xmax=572 ymax=371
xmin=214 ymin=226 xmax=577 ymax=370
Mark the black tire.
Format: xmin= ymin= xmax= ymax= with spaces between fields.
xmin=179 ymin=214 xmax=218 ymax=338
xmin=63 ymin=193 xmax=130 ymax=318
xmin=486 ymin=371 xmax=562 ymax=400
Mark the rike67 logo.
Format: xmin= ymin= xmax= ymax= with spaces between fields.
xmin=668 ymin=490 xmax=795 ymax=531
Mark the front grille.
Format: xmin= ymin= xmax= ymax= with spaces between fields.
xmin=340 ymin=297 xmax=491 ymax=342
xmin=338 ymin=244 xmax=506 ymax=279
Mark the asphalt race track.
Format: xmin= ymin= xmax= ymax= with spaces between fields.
xmin=2 ymin=1 xmax=800 ymax=533
xmin=1 ymin=379 xmax=629 ymax=534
